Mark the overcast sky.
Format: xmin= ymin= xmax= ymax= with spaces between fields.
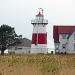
xmin=0 ymin=0 xmax=75 ymax=48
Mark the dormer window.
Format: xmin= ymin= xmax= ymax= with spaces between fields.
xmin=62 ymin=34 xmax=66 ymax=39
xmin=74 ymin=34 xmax=75 ymax=40
xmin=62 ymin=44 xmax=66 ymax=49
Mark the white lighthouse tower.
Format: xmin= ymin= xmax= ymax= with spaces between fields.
xmin=31 ymin=8 xmax=48 ymax=54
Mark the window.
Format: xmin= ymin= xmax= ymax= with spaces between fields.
xmin=62 ymin=34 xmax=66 ymax=39
xmin=62 ymin=44 xmax=65 ymax=49
xmin=74 ymin=34 xmax=75 ymax=40
xmin=74 ymin=43 xmax=75 ymax=51
xmin=15 ymin=47 xmax=23 ymax=50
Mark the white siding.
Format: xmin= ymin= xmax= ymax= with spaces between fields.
xmin=31 ymin=44 xmax=47 ymax=54
xmin=58 ymin=34 xmax=68 ymax=53
xmin=33 ymin=24 xmax=46 ymax=33
xmin=67 ymin=31 xmax=75 ymax=53
xmin=8 ymin=47 xmax=31 ymax=54
xmin=55 ymin=31 xmax=75 ymax=53
xmin=55 ymin=43 xmax=59 ymax=53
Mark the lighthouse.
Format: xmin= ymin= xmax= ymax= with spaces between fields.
xmin=31 ymin=8 xmax=48 ymax=54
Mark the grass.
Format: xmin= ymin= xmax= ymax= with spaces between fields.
xmin=0 ymin=54 xmax=75 ymax=75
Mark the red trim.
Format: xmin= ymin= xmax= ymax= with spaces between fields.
xmin=32 ymin=34 xmax=37 ymax=44
xmin=32 ymin=33 xmax=47 ymax=44
xmin=36 ymin=12 xmax=43 ymax=17
xmin=53 ymin=26 xmax=59 ymax=43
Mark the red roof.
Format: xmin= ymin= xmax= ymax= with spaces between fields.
xmin=53 ymin=26 xmax=75 ymax=43
xmin=36 ymin=12 xmax=43 ymax=16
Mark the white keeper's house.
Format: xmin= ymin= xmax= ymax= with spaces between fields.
xmin=53 ymin=25 xmax=75 ymax=53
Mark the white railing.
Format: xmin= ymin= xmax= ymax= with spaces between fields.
xmin=31 ymin=19 xmax=48 ymax=24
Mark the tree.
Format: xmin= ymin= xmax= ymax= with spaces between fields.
xmin=0 ymin=24 xmax=18 ymax=55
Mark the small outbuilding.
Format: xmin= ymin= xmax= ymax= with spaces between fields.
xmin=8 ymin=38 xmax=31 ymax=54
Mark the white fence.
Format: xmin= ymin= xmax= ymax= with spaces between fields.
xmin=8 ymin=47 xmax=55 ymax=54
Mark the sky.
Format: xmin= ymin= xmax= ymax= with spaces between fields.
xmin=0 ymin=0 xmax=75 ymax=49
